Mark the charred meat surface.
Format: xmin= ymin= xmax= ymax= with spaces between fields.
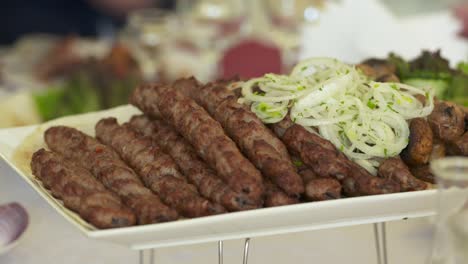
xmin=173 ymin=78 xmax=304 ymax=197
xmin=130 ymin=84 xmax=264 ymax=204
xmin=292 ymin=156 xmax=342 ymax=201
xmin=446 ymin=131 xmax=468 ymax=156
xmin=410 ymin=165 xmax=435 ymax=184
xmin=378 ymin=157 xmax=427 ymax=191
xmin=44 ymin=126 xmax=179 ymax=224
xmin=264 ymin=180 xmax=299 ymax=207
xmin=428 ymin=101 xmax=465 ymax=142
xmin=401 ymin=118 xmax=433 ymax=166
xmin=95 ymin=117 xmax=226 ymax=217
xmin=356 ymin=58 xmax=396 ymax=80
xmin=31 ymin=149 xmax=136 ymax=228
xmin=128 ymin=115 xmax=257 ymax=211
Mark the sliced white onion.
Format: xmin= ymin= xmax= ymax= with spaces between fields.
xmin=240 ymin=57 xmax=434 ymax=174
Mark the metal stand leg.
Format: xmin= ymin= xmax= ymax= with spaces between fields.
xmin=218 ymin=241 xmax=223 ymax=264
xmin=373 ymin=222 xmax=388 ymax=264
xmin=243 ymin=238 xmax=251 ymax=264
xmin=139 ymin=249 xmax=155 ymax=264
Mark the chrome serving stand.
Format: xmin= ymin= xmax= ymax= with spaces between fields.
xmin=138 ymin=224 xmax=388 ymax=264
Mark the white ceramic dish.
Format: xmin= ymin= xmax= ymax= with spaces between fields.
xmin=0 ymin=105 xmax=438 ymax=250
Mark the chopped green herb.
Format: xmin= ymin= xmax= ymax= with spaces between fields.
xmin=367 ymin=100 xmax=377 ymax=109
xmin=293 ymin=160 xmax=303 ymax=167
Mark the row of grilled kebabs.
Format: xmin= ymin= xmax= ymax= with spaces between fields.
xmin=30 ymin=76 xmax=468 ymax=229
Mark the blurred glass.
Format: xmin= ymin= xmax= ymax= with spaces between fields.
xmin=263 ymin=0 xmax=323 ymax=32
xmin=262 ymin=0 xmax=324 ymax=72
xmin=175 ymin=0 xmax=247 ymax=50
xmin=429 ymin=157 xmax=468 ymax=264
xmin=121 ymin=8 xmax=171 ymax=80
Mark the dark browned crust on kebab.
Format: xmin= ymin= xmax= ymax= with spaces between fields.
xmin=446 ymin=131 xmax=468 ymax=156
xmin=96 ymin=117 xmax=226 ymax=217
xmin=428 ymin=101 xmax=465 ymax=142
xmin=31 ymin=149 xmax=136 ymax=228
xmin=173 ymin=77 xmax=304 ymax=197
xmin=410 ymin=165 xmax=435 ymax=184
xmin=401 ymin=118 xmax=433 ymax=166
xmin=273 ymin=117 xmax=401 ymax=196
xmin=130 ymin=84 xmax=264 ymax=204
xmin=128 ymin=115 xmax=257 ymax=211
xmin=263 ymin=179 xmax=299 ymax=207
xmin=378 ymin=157 xmax=427 ymax=191
xmin=44 ymin=126 xmax=179 ymax=224
xmin=291 ymin=156 xmax=342 ymax=201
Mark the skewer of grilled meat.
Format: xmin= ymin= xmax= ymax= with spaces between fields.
xmin=401 ymin=118 xmax=433 ymax=166
xmin=44 ymin=126 xmax=179 ymax=224
xmin=31 ymin=149 xmax=136 ymax=228
xmin=130 ymin=84 xmax=264 ymax=205
xmin=271 ymin=117 xmax=401 ymax=196
xmin=428 ymin=101 xmax=465 ymax=142
xmin=96 ymin=117 xmax=226 ymax=217
xmin=173 ymin=77 xmax=304 ymax=197
xmin=378 ymin=157 xmax=427 ymax=191
xmin=128 ymin=115 xmax=257 ymax=211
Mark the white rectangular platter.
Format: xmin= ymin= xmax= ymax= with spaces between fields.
xmin=0 ymin=105 xmax=437 ymax=250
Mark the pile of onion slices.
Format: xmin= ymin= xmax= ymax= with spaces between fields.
xmin=238 ymin=58 xmax=435 ymax=175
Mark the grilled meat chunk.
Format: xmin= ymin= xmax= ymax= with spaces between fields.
xmin=401 ymin=118 xmax=433 ymax=166
xmin=357 ymin=58 xmax=396 ymax=80
xmin=264 ymin=180 xmax=299 ymax=207
xmin=31 ymin=149 xmax=136 ymax=228
xmin=44 ymin=126 xmax=179 ymax=224
xmin=428 ymin=101 xmax=465 ymax=142
xmin=378 ymin=157 xmax=427 ymax=191
xmin=410 ymin=165 xmax=435 ymax=184
xmin=292 ymin=156 xmax=342 ymax=201
xmin=446 ymin=131 xmax=468 ymax=156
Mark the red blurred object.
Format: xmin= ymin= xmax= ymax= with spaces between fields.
xmin=220 ymin=39 xmax=282 ymax=79
xmin=454 ymin=4 xmax=468 ymax=38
